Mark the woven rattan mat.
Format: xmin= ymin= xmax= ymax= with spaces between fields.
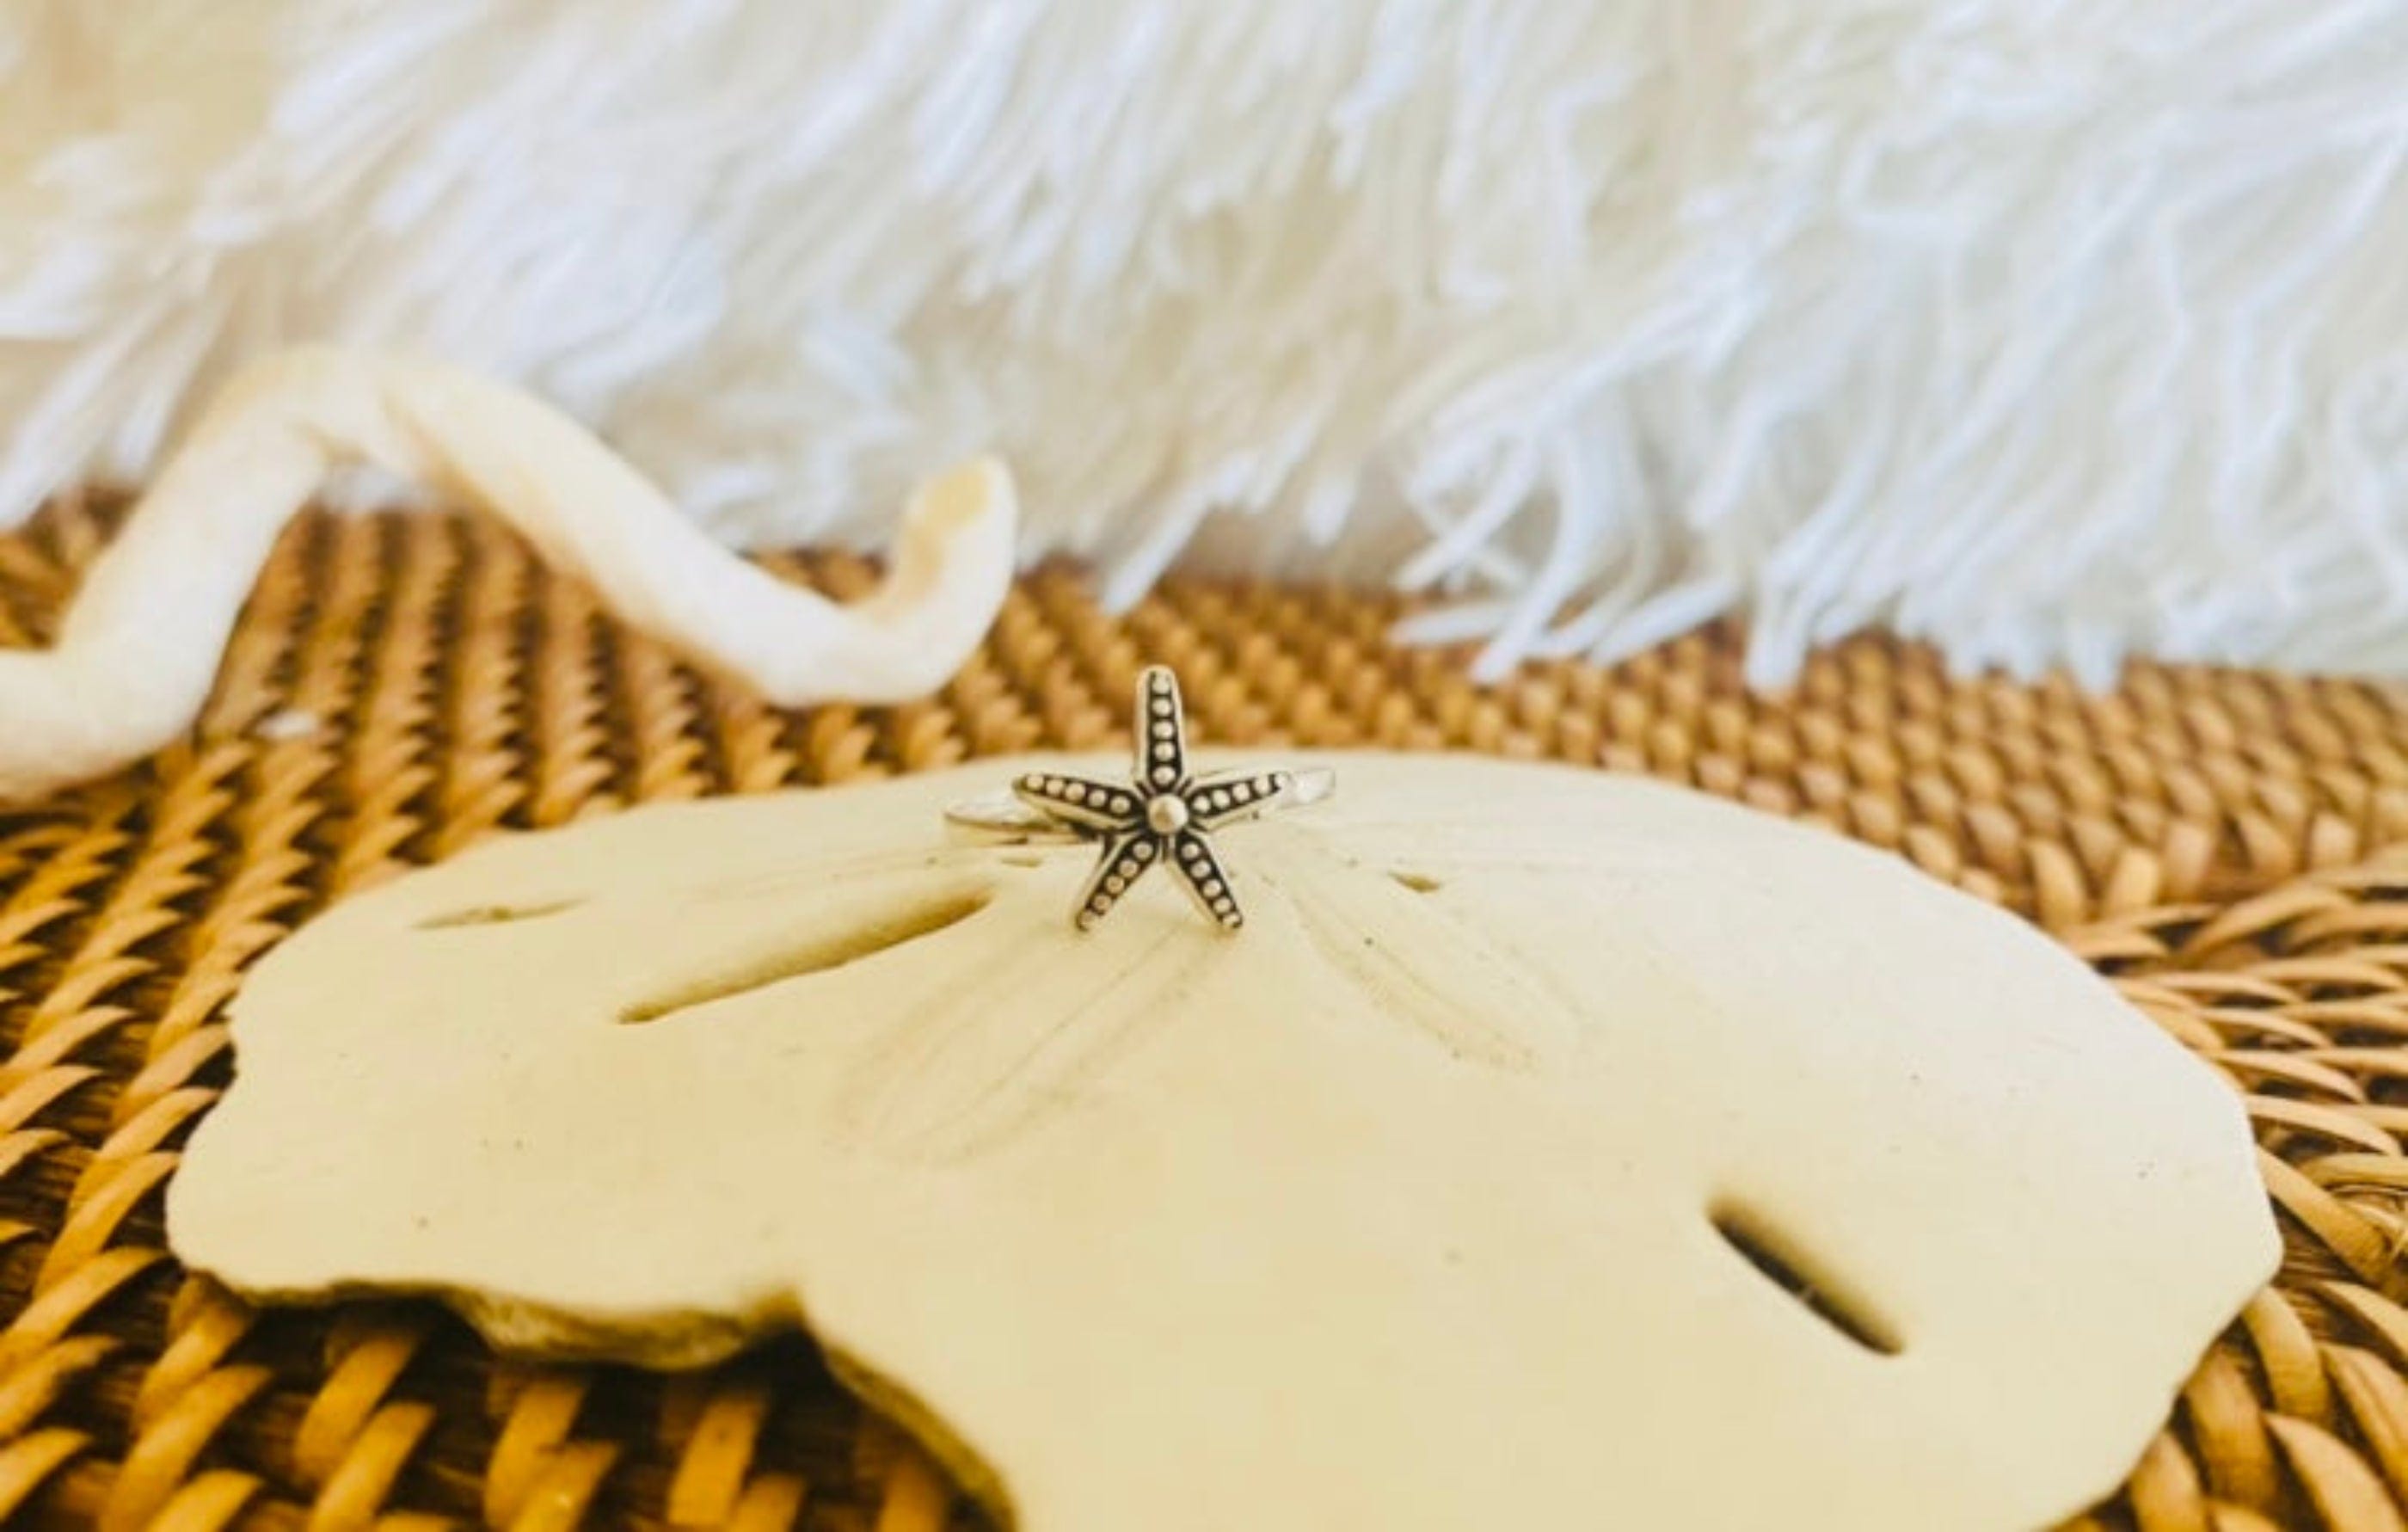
xmin=6 ymin=498 xmax=2408 ymax=1530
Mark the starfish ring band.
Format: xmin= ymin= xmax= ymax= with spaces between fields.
xmin=943 ymin=666 xmax=1331 ymax=932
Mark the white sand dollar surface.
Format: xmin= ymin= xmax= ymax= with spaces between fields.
xmin=170 ymin=755 xmax=2278 ymax=1532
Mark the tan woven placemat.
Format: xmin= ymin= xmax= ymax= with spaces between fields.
xmin=4 ymin=495 xmax=2408 ymax=1529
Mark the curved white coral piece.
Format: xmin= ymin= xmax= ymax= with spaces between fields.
xmin=0 ymin=348 xmax=1017 ymax=803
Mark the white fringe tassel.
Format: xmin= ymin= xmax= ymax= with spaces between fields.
xmin=3 ymin=3 xmax=2408 ymax=690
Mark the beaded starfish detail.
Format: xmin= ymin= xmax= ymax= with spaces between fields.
xmin=1012 ymin=667 xmax=1299 ymax=932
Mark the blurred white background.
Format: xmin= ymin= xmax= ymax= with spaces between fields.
xmin=3 ymin=0 xmax=2407 ymax=685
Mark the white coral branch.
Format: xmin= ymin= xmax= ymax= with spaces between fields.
xmin=0 ymin=348 xmax=1017 ymax=803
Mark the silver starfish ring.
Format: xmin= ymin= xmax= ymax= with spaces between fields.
xmin=943 ymin=666 xmax=1331 ymax=932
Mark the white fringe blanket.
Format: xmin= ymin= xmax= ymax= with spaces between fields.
xmin=4 ymin=0 xmax=2408 ymax=694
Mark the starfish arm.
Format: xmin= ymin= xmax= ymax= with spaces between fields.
xmin=1072 ymin=831 xmax=1162 ymax=930
xmin=1013 ymin=771 xmax=1141 ymax=834
xmin=1183 ymin=767 xmax=1297 ymax=831
xmin=1133 ymin=667 xmax=1189 ymax=791
xmin=1167 ymin=829 xmax=1244 ymax=932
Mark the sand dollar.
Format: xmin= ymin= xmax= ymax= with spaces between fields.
xmin=170 ymin=754 xmax=2277 ymax=1530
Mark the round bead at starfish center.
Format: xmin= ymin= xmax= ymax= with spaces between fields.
xmin=1146 ymin=794 xmax=1191 ymax=834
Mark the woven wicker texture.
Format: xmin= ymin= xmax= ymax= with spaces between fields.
xmin=3 ymin=495 xmax=2408 ymax=1530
